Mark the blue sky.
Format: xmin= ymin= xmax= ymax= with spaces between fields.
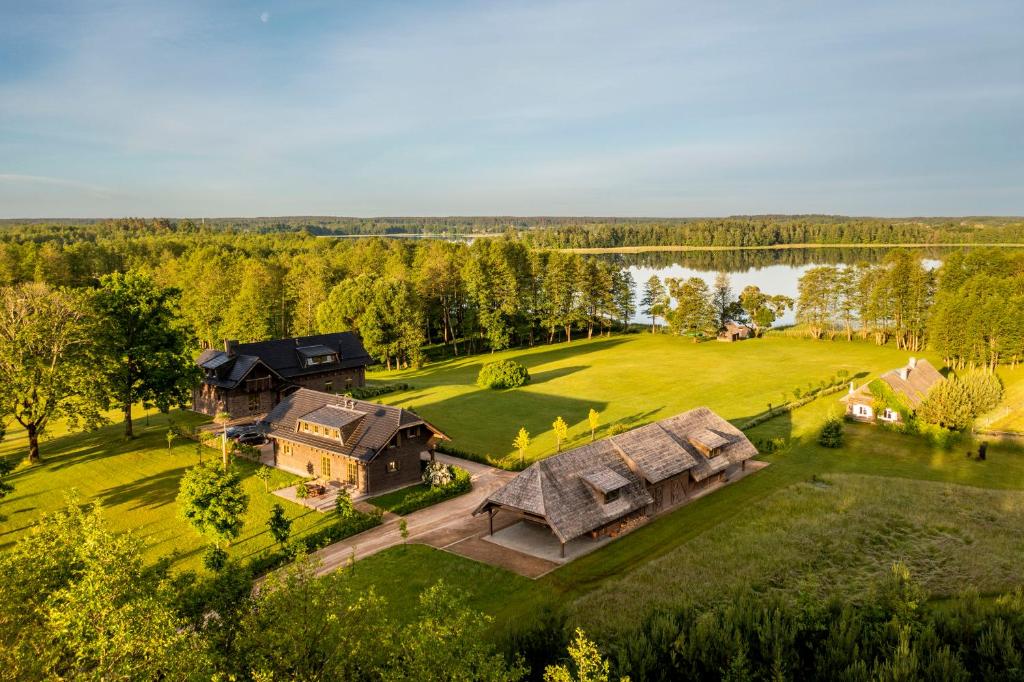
xmin=1 ymin=0 xmax=1021 ymax=217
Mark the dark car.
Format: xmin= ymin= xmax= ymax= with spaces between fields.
xmin=225 ymin=424 xmax=258 ymax=438
xmin=235 ymin=431 xmax=268 ymax=446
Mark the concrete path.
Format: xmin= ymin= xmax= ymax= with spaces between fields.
xmin=311 ymin=454 xmax=515 ymax=575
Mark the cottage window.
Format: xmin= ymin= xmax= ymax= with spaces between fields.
xmin=604 ymin=489 xmax=620 ymax=503
xmin=346 ymin=461 xmax=358 ymax=484
xmin=387 ymin=460 xmax=399 ymax=473
xmin=324 ymin=381 xmax=334 ymax=393
xmin=345 ymin=377 xmax=353 ymax=389
xmin=882 ymin=408 xmax=899 ymax=422
xmin=283 ymin=443 xmax=292 ymax=456
xmin=321 ymin=456 xmax=332 ymax=478
xmin=248 ymin=393 xmax=260 ymax=413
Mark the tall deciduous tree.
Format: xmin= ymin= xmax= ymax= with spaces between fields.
xmin=92 ymin=270 xmax=198 ymax=438
xmin=0 ymin=283 xmax=103 ymax=463
xmin=640 ymin=276 xmax=668 ymax=333
xmin=666 ymin=277 xmax=716 ymax=337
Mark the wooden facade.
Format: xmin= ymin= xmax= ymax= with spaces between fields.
xmin=273 ymin=426 xmax=430 ymax=494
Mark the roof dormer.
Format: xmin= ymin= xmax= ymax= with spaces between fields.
xmin=687 ymin=428 xmax=729 ymax=458
xmin=581 ymin=467 xmax=630 ymax=505
xmin=296 ymin=344 xmax=339 ymax=368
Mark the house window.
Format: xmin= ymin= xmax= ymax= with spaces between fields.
xmin=882 ymin=408 xmax=899 ymax=422
xmin=248 ymin=393 xmax=260 ymax=413
xmin=854 ymin=404 xmax=873 ymax=418
xmin=604 ymin=489 xmax=620 ymax=503
xmin=321 ymin=456 xmax=332 ymax=478
xmin=345 ymin=377 xmax=353 ymax=389
xmin=387 ymin=460 xmax=399 ymax=473
xmin=283 ymin=443 xmax=292 ymax=456
xmin=346 ymin=461 xmax=358 ymax=485
xmin=324 ymin=381 xmax=333 ymax=393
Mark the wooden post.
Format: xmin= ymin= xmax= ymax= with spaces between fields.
xmin=488 ymin=508 xmax=494 ymax=536
xmin=560 ymin=541 xmax=565 ymax=558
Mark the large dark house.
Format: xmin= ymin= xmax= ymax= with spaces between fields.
xmin=192 ymin=332 xmax=372 ymax=418
xmin=264 ymin=388 xmax=447 ymax=495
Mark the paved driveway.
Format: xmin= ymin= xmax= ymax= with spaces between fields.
xmin=312 ymin=454 xmax=516 ymax=575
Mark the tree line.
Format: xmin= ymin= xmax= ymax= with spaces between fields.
xmin=795 ymin=248 xmax=1024 ymax=369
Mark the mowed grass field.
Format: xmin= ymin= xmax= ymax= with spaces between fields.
xmin=0 ymin=406 xmax=335 ymax=572
xmin=372 ymin=333 xmax=935 ymax=465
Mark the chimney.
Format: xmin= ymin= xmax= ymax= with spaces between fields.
xmin=908 ymin=357 xmax=917 ymax=369
xmin=848 ymin=382 xmax=854 ymax=395
xmin=224 ymin=339 xmax=238 ymax=357
xmin=898 ymin=367 xmax=909 ymax=381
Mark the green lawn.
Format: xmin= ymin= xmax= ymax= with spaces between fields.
xmin=0 ymin=406 xmax=338 ymax=573
xmin=372 ymin=333 xmax=929 ymax=466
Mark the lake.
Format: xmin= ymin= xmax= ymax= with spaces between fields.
xmin=592 ymin=247 xmax=953 ymax=328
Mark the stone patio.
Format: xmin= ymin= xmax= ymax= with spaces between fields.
xmin=482 ymin=520 xmax=611 ymax=564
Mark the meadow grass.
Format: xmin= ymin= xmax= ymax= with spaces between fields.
xmin=567 ymin=472 xmax=1024 ymax=639
xmin=373 ymin=333 xmax=926 ymax=466
xmin=0 ymin=406 xmax=337 ymax=572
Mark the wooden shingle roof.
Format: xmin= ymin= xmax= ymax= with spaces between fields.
xmin=841 ymin=358 xmax=945 ymax=409
xmin=476 ymin=406 xmax=758 ymax=542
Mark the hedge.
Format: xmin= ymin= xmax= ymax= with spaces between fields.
xmin=246 ymin=508 xmax=383 ymax=576
xmin=379 ymin=467 xmax=472 ymax=516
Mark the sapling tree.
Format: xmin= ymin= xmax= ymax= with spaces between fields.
xmin=268 ymin=503 xmax=292 ymax=546
xmin=177 ymin=462 xmax=249 ymax=548
xmin=513 ymin=427 xmax=531 ymax=466
xmin=334 ymin=487 xmax=354 ymax=518
xmin=552 ymin=417 xmax=568 ymax=453
xmin=588 ymin=408 xmax=600 ymax=441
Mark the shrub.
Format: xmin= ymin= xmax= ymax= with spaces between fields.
xmin=422 ymin=460 xmax=455 ymax=487
xmin=918 ymin=379 xmax=976 ymax=431
xmin=246 ymin=509 xmax=383 ymax=576
xmin=294 ymin=482 xmax=309 ymax=500
xmin=607 ymin=423 xmax=629 ymax=437
xmin=960 ymin=370 xmax=1003 ymax=415
xmin=476 ymin=360 xmax=530 ymax=389
xmin=346 ymin=383 xmax=412 ymax=400
xmin=203 ymin=544 xmax=228 ymax=572
xmin=818 ymin=416 xmax=844 ymax=448
xmin=334 ymin=488 xmax=353 ymax=518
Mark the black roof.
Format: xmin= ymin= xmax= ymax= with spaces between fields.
xmin=196 ymin=332 xmax=371 ymax=390
xmin=234 ymin=333 xmax=371 ymax=378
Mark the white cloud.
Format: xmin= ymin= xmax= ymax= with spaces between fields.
xmin=259 ymin=11 xmax=269 ymax=23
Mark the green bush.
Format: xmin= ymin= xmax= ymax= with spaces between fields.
xmin=476 ymin=360 xmax=530 ymax=389
xmin=818 ymin=416 xmax=844 ymax=448
xmin=246 ymin=508 xmax=382 ymax=576
xmin=345 ymin=383 xmax=412 ymax=400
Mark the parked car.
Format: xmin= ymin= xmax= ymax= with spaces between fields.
xmin=226 ymin=423 xmax=261 ymax=439
xmin=236 ymin=432 xmax=268 ymax=446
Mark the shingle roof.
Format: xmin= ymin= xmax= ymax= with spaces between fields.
xmin=841 ymin=358 xmax=945 ymax=409
xmin=263 ymin=388 xmax=445 ymax=461
xmin=477 ymin=406 xmax=758 ymax=542
xmin=300 ymin=404 xmax=365 ymax=429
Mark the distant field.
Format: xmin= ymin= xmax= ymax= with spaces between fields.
xmin=373 ymin=334 xmax=933 ymax=466
xmin=0 ymin=407 xmax=331 ymax=572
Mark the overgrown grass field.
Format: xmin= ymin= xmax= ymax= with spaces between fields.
xmin=373 ymin=333 xmax=927 ymax=465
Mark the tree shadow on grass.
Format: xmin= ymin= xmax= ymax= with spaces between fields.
xmin=97 ymin=466 xmax=189 ymax=511
xmin=392 ymin=336 xmax=631 ymax=382
xmin=527 ymin=365 xmax=588 ymax=386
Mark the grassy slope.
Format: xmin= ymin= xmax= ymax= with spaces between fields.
xmin=0 ymin=407 xmax=337 ymax=572
xmin=372 ymin=334 xmax=925 ymax=466
xmin=979 ymin=365 xmax=1024 ymax=432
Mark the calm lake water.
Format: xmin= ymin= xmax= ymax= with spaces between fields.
xmin=593 ymin=247 xmax=951 ymax=327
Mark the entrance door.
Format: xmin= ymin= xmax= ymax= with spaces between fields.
xmin=321 ymin=456 xmax=332 ymax=479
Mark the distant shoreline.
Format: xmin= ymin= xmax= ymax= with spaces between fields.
xmin=557 ymin=242 xmax=1024 ymax=254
